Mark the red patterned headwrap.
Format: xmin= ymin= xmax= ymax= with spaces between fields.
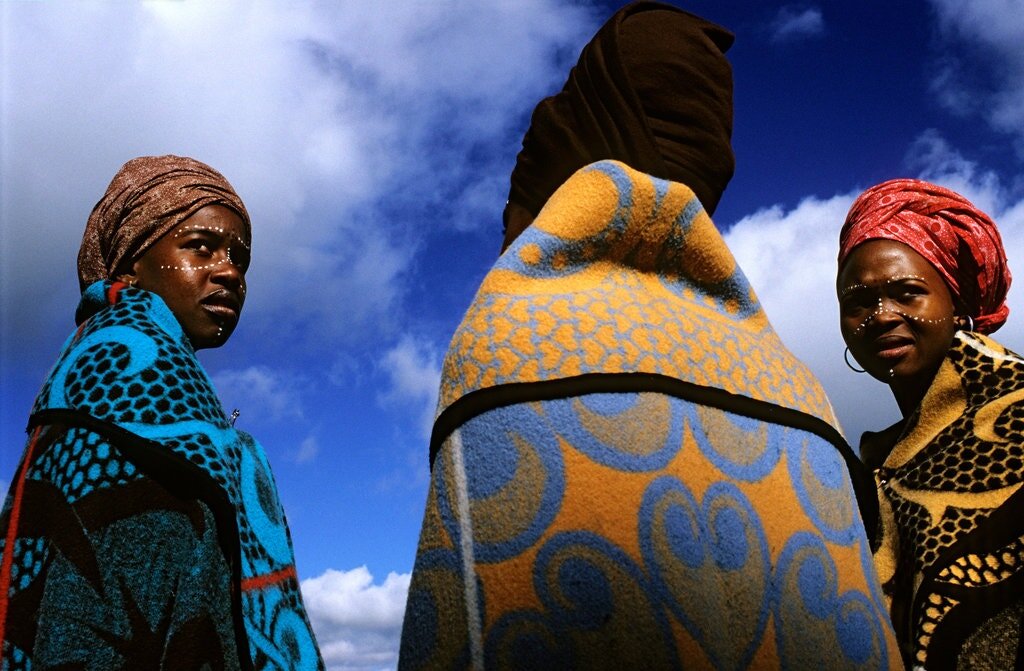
xmin=838 ymin=178 xmax=1011 ymax=334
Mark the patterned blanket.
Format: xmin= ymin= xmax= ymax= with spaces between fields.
xmin=399 ymin=160 xmax=899 ymax=669
xmin=873 ymin=331 xmax=1024 ymax=670
xmin=0 ymin=281 xmax=323 ymax=670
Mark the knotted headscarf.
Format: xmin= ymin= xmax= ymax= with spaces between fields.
xmin=78 ymin=155 xmax=250 ymax=291
xmin=506 ymin=0 xmax=734 ymax=226
xmin=838 ymin=178 xmax=1011 ymax=334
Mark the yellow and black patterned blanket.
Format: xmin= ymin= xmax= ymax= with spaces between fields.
xmin=400 ymin=160 xmax=900 ymax=669
xmin=874 ymin=331 xmax=1024 ymax=670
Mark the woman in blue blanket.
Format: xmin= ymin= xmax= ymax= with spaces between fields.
xmin=0 ymin=155 xmax=323 ymax=670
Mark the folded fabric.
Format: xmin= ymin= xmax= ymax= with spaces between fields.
xmin=400 ymin=160 xmax=899 ymax=669
xmin=0 ymin=281 xmax=323 ymax=670
xmin=873 ymin=330 xmax=1024 ymax=669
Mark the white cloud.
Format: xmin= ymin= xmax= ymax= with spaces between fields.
xmin=725 ymin=133 xmax=1024 ymax=444
xmin=905 ymin=130 xmax=1003 ymax=212
xmin=302 ymin=566 xmax=411 ymax=671
xmin=378 ymin=337 xmax=442 ymax=439
xmin=296 ymin=435 xmax=320 ymax=465
xmin=0 ymin=0 xmax=596 ymax=355
xmin=212 ymin=366 xmax=306 ymax=423
xmin=768 ymin=6 xmax=825 ymax=43
xmin=926 ymin=0 xmax=1024 ymax=151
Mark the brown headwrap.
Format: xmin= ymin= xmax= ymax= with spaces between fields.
xmin=77 ymin=155 xmax=250 ymax=291
xmin=839 ymin=178 xmax=1011 ymax=334
xmin=506 ymin=1 xmax=734 ymax=227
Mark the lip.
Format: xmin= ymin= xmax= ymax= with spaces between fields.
xmin=200 ymin=290 xmax=241 ymax=321
xmin=872 ymin=334 xmax=913 ymax=360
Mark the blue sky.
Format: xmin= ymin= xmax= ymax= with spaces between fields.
xmin=3 ymin=2 xmax=1024 ymax=668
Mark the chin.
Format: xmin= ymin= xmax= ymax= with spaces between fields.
xmin=190 ymin=329 xmax=232 ymax=350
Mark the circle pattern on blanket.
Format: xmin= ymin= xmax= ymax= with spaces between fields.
xmin=690 ymin=406 xmax=782 ymax=481
xmin=439 ymin=403 xmax=566 ymax=564
xmin=785 ymin=433 xmax=860 ymax=545
xmin=240 ymin=433 xmax=290 ymax=567
xmin=529 ymin=531 xmax=679 ymax=670
xmin=545 ymin=393 xmax=685 ymax=471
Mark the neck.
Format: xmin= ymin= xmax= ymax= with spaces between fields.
xmin=890 ymin=366 xmax=940 ymax=417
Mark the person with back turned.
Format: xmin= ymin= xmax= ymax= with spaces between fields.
xmin=399 ymin=3 xmax=900 ymax=669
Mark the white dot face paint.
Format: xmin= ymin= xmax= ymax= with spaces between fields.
xmin=837 ymin=240 xmax=959 ymax=400
xmin=128 ymin=205 xmax=248 ymax=350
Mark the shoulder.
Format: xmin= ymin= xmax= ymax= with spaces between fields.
xmin=36 ymin=282 xmax=228 ymax=427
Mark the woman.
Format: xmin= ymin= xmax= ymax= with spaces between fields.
xmin=400 ymin=3 xmax=898 ymax=669
xmin=0 ymin=156 xmax=323 ymax=669
xmin=838 ymin=178 xmax=1020 ymax=669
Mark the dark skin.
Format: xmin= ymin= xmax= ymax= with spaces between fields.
xmin=118 ymin=205 xmax=250 ymax=350
xmin=838 ymin=240 xmax=971 ymax=465
xmin=501 ymin=201 xmax=535 ymax=253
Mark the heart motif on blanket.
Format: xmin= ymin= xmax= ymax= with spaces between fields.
xmin=639 ymin=476 xmax=771 ymax=670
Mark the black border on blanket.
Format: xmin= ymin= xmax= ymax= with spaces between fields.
xmin=429 ymin=372 xmax=879 ymax=536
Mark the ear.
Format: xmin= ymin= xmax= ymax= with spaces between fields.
xmin=114 ymin=259 xmax=142 ymax=287
xmin=956 ymin=314 xmax=975 ymax=332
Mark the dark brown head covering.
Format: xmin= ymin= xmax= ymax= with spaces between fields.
xmin=77 ymin=155 xmax=250 ymax=291
xmin=506 ymin=1 xmax=734 ymax=228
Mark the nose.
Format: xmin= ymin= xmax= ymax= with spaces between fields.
xmin=210 ymin=251 xmax=245 ymax=291
xmin=868 ymin=298 xmax=906 ymax=327
xmin=853 ymin=298 xmax=902 ymax=334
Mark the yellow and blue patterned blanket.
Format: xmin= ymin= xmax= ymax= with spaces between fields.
xmin=400 ymin=161 xmax=900 ymax=670
xmin=873 ymin=331 xmax=1024 ymax=669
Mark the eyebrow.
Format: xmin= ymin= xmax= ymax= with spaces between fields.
xmin=173 ymin=226 xmax=231 ymax=238
xmin=839 ymin=283 xmax=868 ymax=297
xmin=839 ymin=275 xmax=927 ymax=297
xmin=173 ymin=226 xmax=251 ymax=250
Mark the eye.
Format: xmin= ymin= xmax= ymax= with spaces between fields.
xmin=840 ymin=295 xmax=870 ymax=317
xmin=184 ymin=238 xmax=213 ymax=255
xmin=840 ymin=287 xmax=874 ymax=311
xmin=892 ymin=285 xmax=927 ymax=304
xmin=230 ymin=244 xmax=251 ymax=272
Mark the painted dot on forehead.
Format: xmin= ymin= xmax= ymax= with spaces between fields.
xmin=841 ymin=274 xmax=929 ymax=300
xmin=172 ymin=226 xmax=251 ymax=251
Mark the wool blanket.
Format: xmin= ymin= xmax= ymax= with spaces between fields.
xmin=399 ymin=160 xmax=900 ymax=669
xmin=0 ymin=281 xmax=323 ymax=670
xmin=873 ymin=331 xmax=1024 ymax=670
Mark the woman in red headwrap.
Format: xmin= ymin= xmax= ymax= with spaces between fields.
xmin=837 ymin=178 xmax=1021 ymax=670
xmin=0 ymin=156 xmax=324 ymax=669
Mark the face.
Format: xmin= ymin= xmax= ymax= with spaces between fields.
xmin=121 ymin=205 xmax=250 ymax=349
xmin=838 ymin=240 xmax=959 ymax=389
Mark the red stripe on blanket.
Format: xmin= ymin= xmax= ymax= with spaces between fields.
xmin=0 ymin=426 xmax=43 ymax=646
xmin=241 ymin=565 xmax=297 ymax=592
xmin=107 ymin=281 xmax=127 ymax=305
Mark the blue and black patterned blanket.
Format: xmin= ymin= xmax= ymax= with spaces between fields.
xmin=0 ymin=281 xmax=323 ymax=670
